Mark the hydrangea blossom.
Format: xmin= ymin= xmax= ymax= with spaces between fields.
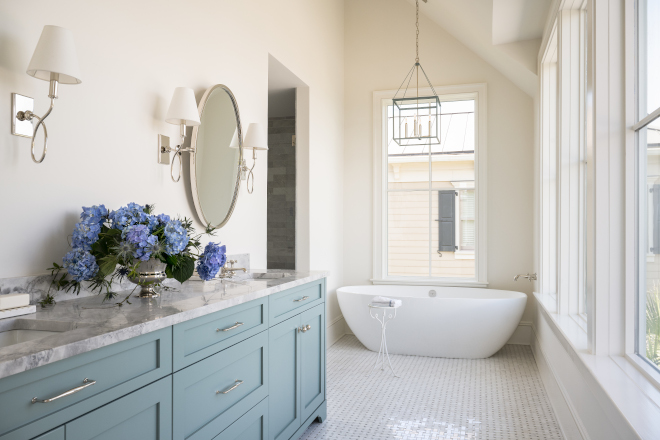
xmin=80 ymin=205 xmax=108 ymax=225
xmin=163 ymin=220 xmax=189 ymax=255
xmin=196 ymin=242 xmax=226 ymax=281
xmin=124 ymin=225 xmax=159 ymax=261
xmin=63 ymin=248 xmax=99 ymax=282
xmin=71 ymin=221 xmax=101 ymax=250
xmin=109 ymin=203 xmax=148 ymax=230
xmin=146 ymin=213 xmax=171 ymax=233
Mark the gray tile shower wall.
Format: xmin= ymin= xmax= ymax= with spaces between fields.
xmin=268 ymin=117 xmax=296 ymax=270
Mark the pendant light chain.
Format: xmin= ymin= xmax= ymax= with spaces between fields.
xmin=416 ymin=0 xmax=420 ymax=63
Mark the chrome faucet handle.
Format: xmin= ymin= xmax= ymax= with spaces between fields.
xmin=514 ymin=273 xmax=537 ymax=282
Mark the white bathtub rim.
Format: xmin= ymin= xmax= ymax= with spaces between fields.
xmin=337 ymin=284 xmax=527 ymax=300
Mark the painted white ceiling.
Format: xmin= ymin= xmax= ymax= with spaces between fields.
xmin=403 ymin=0 xmax=552 ymax=97
xmin=492 ymin=0 xmax=552 ymax=45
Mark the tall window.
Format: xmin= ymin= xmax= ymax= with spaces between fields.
xmin=373 ymin=85 xmax=486 ymax=285
xmin=541 ymin=30 xmax=558 ymax=300
xmin=636 ymin=0 xmax=660 ymax=369
xmin=539 ymin=9 xmax=587 ymax=320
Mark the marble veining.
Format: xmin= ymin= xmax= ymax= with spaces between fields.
xmin=0 ymin=268 xmax=327 ymax=380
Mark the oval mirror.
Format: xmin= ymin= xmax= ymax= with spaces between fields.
xmin=190 ymin=85 xmax=242 ymax=228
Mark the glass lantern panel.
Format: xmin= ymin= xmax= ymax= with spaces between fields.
xmin=392 ymin=95 xmax=441 ymax=146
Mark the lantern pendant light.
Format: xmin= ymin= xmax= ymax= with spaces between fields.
xmin=392 ymin=0 xmax=441 ymax=147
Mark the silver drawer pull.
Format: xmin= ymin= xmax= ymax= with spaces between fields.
xmin=31 ymin=378 xmax=96 ymax=404
xmin=293 ymin=296 xmax=310 ymax=302
xmin=217 ymin=322 xmax=244 ymax=332
xmin=298 ymin=324 xmax=312 ymax=333
xmin=216 ymin=380 xmax=243 ymax=394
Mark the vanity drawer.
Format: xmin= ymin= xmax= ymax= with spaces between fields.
xmin=268 ymin=280 xmax=325 ymax=326
xmin=0 ymin=327 xmax=172 ymax=440
xmin=173 ymin=331 xmax=268 ymax=440
xmin=213 ymin=398 xmax=268 ymax=440
xmin=173 ymin=298 xmax=268 ymax=371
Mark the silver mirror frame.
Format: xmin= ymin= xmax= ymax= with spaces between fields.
xmin=189 ymin=84 xmax=243 ymax=229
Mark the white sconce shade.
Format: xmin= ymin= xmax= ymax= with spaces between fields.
xmin=229 ymin=129 xmax=240 ymax=149
xmin=165 ymin=87 xmax=201 ymax=126
xmin=27 ymin=25 xmax=82 ymax=84
xmin=242 ymin=123 xmax=268 ymax=150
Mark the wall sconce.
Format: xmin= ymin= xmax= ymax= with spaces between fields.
xmin=240 ymin=123 xmax=268 ymax=194
xmin=158 ymin=87 xmax=200 ymax=182
xmin=11 ymin=25 xmax=82 ymax=163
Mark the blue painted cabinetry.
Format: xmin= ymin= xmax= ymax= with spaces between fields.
xmin=268 ymin=303 xmax=325 ymax=440
xmin=0 ymin=278 xmax=326 ymax=440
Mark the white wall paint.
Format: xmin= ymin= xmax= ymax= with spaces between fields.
xmin=344 ymin=0 xmax=535 ymax=321
xmin=0 ymin=0 xmax=344 ymax=316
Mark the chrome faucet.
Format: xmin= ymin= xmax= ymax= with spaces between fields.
xmin=514 ymin=273 xmax=537 ymax=282
xmin=219 ymin=260 xmax=247 ymax=279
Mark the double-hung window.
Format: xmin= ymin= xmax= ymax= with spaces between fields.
xmin=373 ymin=84 xmax=487 ymax=286
xmin=636 ymin=0 xmax=660 ymax=370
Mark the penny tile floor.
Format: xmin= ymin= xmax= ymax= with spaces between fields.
xmin=299 ymin=335 xmax=564 ymax=440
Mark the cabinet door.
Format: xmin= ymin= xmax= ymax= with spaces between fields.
xmin=268 ymin=316 xmax=301 ymax=440
xmin=299 ymin=304 xmax=325 ymax=422
xmin=65 ymin=376 xmax=172 ymax=440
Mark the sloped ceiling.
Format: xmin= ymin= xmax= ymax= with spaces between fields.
xmin=403 ymin=0 xmax=552 ymax=97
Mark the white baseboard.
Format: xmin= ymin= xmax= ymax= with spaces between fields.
xmin=530 ymin=327 xmax=587 ymax=440
xmin=327 ymin=315 xmax=347 ymax=347
xmin=507 ymin=321 xmax=533 ymax=345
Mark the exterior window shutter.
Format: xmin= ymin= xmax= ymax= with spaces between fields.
xmin=653 ymin=184 xmax=660 ymax=254
xmin=438 ymin=190 xmax=456 ymax=252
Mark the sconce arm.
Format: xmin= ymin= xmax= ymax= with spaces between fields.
xmin=244 ymin=148 xmax=258 ymax=194
xmin=17 ymin=97 xmax=55 ymax=164
xmin=168 ymin=145 xmax=196 ymax=183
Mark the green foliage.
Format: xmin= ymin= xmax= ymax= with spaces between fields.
xmin=38 ymin=293 xmax=56 ymax=308
xmin=171 ymin=254 xmax=195 ymax=283
xmin=48 ymin=204 xmax=219 ymax=305
xmin=646 ymin=281 xmax=660 ymax=365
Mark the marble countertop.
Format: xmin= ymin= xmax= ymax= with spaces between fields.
xmin=0 ymin=270 xmax=328 ymax=380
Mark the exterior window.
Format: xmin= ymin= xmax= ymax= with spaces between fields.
xmin=384 ymin=97 xmax=478 ymax=280
xmin=637 ymin=0 xmax=660 ymax=369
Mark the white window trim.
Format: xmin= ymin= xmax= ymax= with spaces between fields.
xmin=372 ymin=83 xmax=487 ymax=287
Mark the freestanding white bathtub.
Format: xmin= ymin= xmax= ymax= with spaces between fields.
xmin=338 ymin=285 xmax=527 ymax=359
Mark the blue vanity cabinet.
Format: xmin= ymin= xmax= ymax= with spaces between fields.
xmin=269 ymin=281 xmax=325 ymax=326
xmin=212 ymin=398 xmax=268 ymax=440
xmin=298 ymin=304 xmax=325 ymax=423
xmin=0 ymin=327 xmax=172 ymax=440
xmin=65 ymin=376 xmax=172 ymax=440
xmin=172 ymin=331 xmax=269 ymax=440
xmin=31 ymin=427 xmax=64 ymax=440
xmin=173 ymin=297 xmax=268 ymax=371
xmin=1 ymin=277 xmax=326 ymax=440
xmin=268 ymin=302 xmax=326 ymax=440
xmin=268 ymin=316 xmax=302 ymax=440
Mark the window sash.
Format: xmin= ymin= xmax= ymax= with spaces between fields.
xmin=372 ymin=85 xmax=487 ymax=286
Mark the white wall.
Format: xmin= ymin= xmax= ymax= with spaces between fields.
xmin=343 ymin=0 xmax=535 ymax=319
xmin=0 ymin=0 xmax=344 ymax=308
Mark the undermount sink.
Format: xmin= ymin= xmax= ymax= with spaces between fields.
xmin=0 ymin=318 xmax=80 ymax=349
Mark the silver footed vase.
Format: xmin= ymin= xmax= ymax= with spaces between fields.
xmin=128 ymin=258 xmax=167 ymax=298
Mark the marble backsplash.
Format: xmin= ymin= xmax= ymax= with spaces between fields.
xmin=0 ymin=254 xmax=250 ymax=305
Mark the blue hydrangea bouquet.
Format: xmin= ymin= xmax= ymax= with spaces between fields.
xmin=46 ymin=203 xmax=226 ymax=304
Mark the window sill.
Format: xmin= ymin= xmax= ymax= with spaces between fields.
xmin=372 ymin=277 xmax=488 ymax=288
xmin=534 ymin=292 xmax=660 ymax=439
